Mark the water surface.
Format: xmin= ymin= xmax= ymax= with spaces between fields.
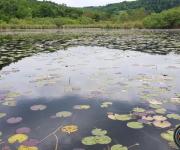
xmin=0 ymin=30 xmax=180 ymax=150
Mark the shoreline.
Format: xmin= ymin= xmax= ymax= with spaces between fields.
xmin=1 ymin=28 xmax=180 ymax=35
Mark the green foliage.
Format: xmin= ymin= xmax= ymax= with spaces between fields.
xmin=87 ymin=0 xmax=180 ymax=14
xmin=0 ymin=0 xmax=179 ymax=29
xmin=143 ymin=7 xmax=180 ymax=28
xmin=112 ymin=8 xmax=147 ymax=23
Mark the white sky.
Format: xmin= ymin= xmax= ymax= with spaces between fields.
xmin=44 ymin=0 xmax=132 ymax=7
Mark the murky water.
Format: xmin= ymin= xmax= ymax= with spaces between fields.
xmin=0 ymin=30 xmax=180 ymax=150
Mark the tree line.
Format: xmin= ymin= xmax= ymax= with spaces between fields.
xmin=0 ymin=0 xmax=180 ymax=29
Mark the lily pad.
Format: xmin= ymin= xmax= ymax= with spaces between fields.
xmin=8 ymin=134 xmax=28 ymax=144
xmin=127 ymin=122 xmax=144 ymax=129
xmin=2 ymin=101 xmax=16 ymax=107
xmin=101 ymin=102 xmax=112 ymax=108
xmin=153 ymin=115 xmax=167 ymax=121
xmin=155 ymin=108 xmax=166 ymax=114
xmin=148 ymin=99 xmax=162 ymax=105
xmin=61 ymin=125 xmax=78 ymax=134
xmin=108 ymin=114 xmax=116 ymax=120
xmin=16 ymin=127 xmax=31 ymax=134
xmin=82 ymin=136 xmax=96 ymax=145
xmin=161 ymin=130 xmax=174 ymax=142
xmin=91 ymin=128 xmax=107 ymax=136
xmin=7 ymin=117 xmax=23 ymax=124
xmin=0 ymin=112 xmax=6 ymax=118
xmin=56 ymin=111 xmax=72 ymax=118
xmin=30 ymin=105 xmax=47 ymax=111
xmin=138 ymin=119 xmax=151 ymax=124
xmin=115 ymin=114 xmax=132 ymax=121
xmin=82 ymin=135 xmax=111 ymax=145
xmin=111 ymin=144 xmax=128 ymax=150
xmin=167 ymin=113 xmax=180 ymax=120
xmin=149 ymin=104 xmax=162 ymax=109
xmin=170 ymin=97 xmax=180 ymax=104
xmin=133 ymin=107 xmax=145 ymax=113
xmin=18 ymin=145 xmax=38 ymax=150
xmin=95 ymin=135 xmax=111 ymax=144
xmin=153 ymin=120 xmax=171 ymax=128
xmin=73 ymin=105 xmax=90 ymax=110
xmin=142 ymin=116 xmax=153 ymax=121
xmin=22 ymin=139 xmax=40 ymax=146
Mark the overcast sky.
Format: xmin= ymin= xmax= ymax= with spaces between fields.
xmin=44 ymin=0 xmax=132 ymax=7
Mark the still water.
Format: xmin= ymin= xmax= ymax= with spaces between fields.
xmin=0 ymin=30 xmax=180 ymax=150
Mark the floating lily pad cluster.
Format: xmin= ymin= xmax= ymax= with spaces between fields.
xmin=108 ymin=106 xmax=176 ymax=129
xmin=1 ymin=91 xmax=21 ymax=107
xmin=82 ymin=128 xmax=111 ymax=145
xmin=7 ymin=130 xmax=39 ymax=150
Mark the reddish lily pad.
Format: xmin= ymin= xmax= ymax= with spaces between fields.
xmin=16 ymin=127 xmax=31 ymax=134
xmin=7 ymin=117 xmax=23 ymax=124
xmin=22 ymin=139 xmax=40 ymax=146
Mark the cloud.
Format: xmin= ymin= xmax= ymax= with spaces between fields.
xmin=45 ymin=0 xmax=131 ymax=7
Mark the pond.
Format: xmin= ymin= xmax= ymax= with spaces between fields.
xmin=0 ymin=30 xmax=180 ymax=150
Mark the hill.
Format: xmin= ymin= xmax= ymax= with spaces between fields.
xmin=86 ymin=0 xmax=180 ymax=14
xmin=0 ymin=0 xmax=180 ymax=29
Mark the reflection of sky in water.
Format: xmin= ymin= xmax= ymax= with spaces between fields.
xmin=0 ymin=46 xmax=180 ymax=150
xmin=0 ymin=46 xmax=180 ymax=101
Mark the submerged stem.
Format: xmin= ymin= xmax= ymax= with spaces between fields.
xmin=40 ymin=125 xmax=62 ymax=143
xmin=128 ymin=143 xmax=140 ymax=149
xmin=53 ymin=133 xmax=59 ymax=150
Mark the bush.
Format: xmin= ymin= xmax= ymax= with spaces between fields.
xmin=143 ymin=7 xmax=180 ymax=29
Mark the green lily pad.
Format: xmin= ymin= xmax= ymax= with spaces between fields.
xmin=149 ymin=104 xmax=162 ymax=109
xmin=127 ymin=122 xmax=144 ymax=129
xmin=142 ymin=116 xmax=153 ymax=121
xmin=148 ymin=99 xmax=162 ymax=105
xmin=81 ymin=135 xmax=111 ymax=145
xmin=170 ymin=97 xmax=180 ymax=104
xmin=167 ymin=113 xmax=180 ymax=120
xmin=82 ymin=136 xmax=96 ymax=145
xmin=101 ymin=102 xmax=112 ymax=108
xmin=0 ymin=113 xmax=6 ymax=118
xmin=153 ymin=115 xmax=167 ymax=121
xmin=2 ymin=101 xmax=16 ymax=107
xmin=153 ymin=120 xmax=171 ymax=128
xmin=168 ymin=141 xmax=179 ymax=149
xmin=73 ymin=105 xmax=90 ymax=110
xmin=133 ymin=107 xmax=145 ymax=113
xmin=56 ymin=111 xmax=72 ymax=118
xmin=155 ymin=108 xmax=166 ymax=114
xmin=111 ymin=144 xmax=128 ymax=150
xmin=115 ymin=114 xmax=132 ymax=121
xmin=92 ymin=128 xmax=107 ymax=136
xmin=95 ymin=135 xmax=111 ymax=144
xmin=161 ymin=130 xmax=174 ymax=142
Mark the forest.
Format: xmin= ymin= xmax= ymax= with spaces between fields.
xmin=0 ymin=0 xmax=180 ymax=29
